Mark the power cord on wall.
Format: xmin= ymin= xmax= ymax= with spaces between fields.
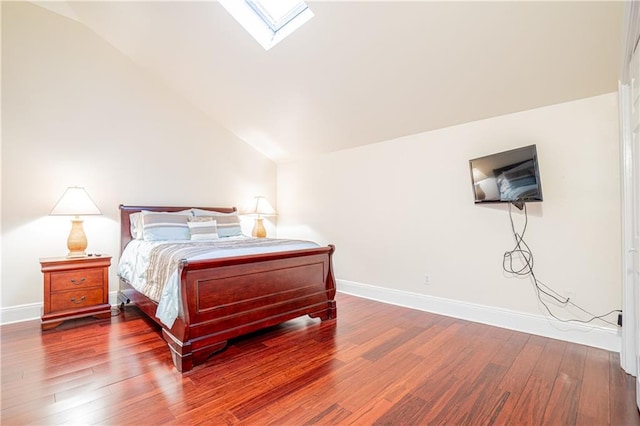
xmin=502 ymin=203 xmax=621 ymax=327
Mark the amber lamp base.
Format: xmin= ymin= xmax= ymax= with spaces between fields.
xmin=252 ymin=218 xmax=266 ymax=238
xmin=66 ymin=217 xmax=88 ymax=258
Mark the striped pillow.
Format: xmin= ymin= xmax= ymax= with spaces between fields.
xmin=187 ymin=217 xmax=219 ymax=240
xmin=192 ymin=210 xmax=243 ymax=238
xmin=142 ymin=211 xmax=191 ymax=241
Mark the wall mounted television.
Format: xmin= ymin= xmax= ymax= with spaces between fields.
xmin=469 ymin=144 xmax=543 ymax=209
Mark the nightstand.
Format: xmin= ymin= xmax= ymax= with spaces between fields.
xmin=40 ymin=255 xmax=112 ymax=330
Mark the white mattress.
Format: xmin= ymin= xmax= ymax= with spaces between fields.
xmin=117 ymin=236 xmax=319 ymax=327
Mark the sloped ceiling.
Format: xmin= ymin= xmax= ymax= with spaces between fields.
xmin=32 ymin=1 xmax=623 ymax=163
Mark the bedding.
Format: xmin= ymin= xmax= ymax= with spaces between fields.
xmin=118 ymin=237 xmax=320 ymax=327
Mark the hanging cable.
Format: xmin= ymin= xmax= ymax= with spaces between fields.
xmin=502 ymin=203 xmax=621 ymax=327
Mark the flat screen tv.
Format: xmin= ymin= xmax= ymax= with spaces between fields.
xmin=469 ymin=144 xmax=543 ymax=208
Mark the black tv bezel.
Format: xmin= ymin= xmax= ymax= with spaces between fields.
xmin=469 ymin=144 xmax=543 ymax=208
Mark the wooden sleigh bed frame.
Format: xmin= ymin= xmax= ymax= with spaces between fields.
xmin=117 ymin=205 xmax=337 ymax=372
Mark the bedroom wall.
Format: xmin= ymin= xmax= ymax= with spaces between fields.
xmin=1 ymin=2 xmax=277 ymax=317
xmin=277 ymin=93 xmax=621 ymax=339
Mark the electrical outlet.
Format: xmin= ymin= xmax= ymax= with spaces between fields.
xmin=424 ymin=274 xmax=431 ymax=285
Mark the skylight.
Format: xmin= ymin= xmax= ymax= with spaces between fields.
xmin=219 ymin=0 xmax=313 ymax=50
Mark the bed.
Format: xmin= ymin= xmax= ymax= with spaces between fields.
xmin=117 ymin=205 xmax=337 ymax=372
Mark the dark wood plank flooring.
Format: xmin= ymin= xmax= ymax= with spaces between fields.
xmin=1 ymin=292 xmax=638 ymax=425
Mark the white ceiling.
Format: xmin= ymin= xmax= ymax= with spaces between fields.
xmin=33 ymin=1 xmax=623 ymax=163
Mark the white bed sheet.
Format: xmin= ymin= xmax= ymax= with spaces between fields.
xmin=118 ymin=236 xmax=319 ymax=328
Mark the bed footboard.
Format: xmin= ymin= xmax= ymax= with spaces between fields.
xmin=120 ymin=245 xmax=336 ymax=372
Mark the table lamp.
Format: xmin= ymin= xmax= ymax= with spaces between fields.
xmin=49 ymin=186 xmax=102 ymax=258
xmin=246 ymin=196 xmax=276 ymax=238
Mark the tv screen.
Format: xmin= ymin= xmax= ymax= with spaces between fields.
xmin=469 ymin=144 xmax=543 ymax=206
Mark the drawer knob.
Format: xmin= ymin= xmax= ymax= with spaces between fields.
xmin=70 ymin=277 xmax=86 ymax=285
xmin=70 ymin=296 xmax=86 ymax=304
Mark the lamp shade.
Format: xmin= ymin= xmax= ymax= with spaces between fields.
xmin=50 ymin=187 xmax=101 ymax=216
xmin=245 ymin=196 xmax=276 ymax=217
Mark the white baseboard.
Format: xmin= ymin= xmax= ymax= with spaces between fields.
xmin=2 ymin=285 xmax=621 ymax=353
xmin=0 ymin=291 xmax=120 ymax=326
xmin=337 ymin=279 xmax=621 ymax=353
xmin=0 ymin=302 xmax=42 ymax=325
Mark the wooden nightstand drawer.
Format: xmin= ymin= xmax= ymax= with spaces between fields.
xmin=50 ymin=288 xmax=104 ymax=311
xmin=51 ymin=268 xmax=104 ymax=292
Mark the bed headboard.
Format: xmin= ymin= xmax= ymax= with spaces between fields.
xmin=119 ymin=205 xmax=237 ymax=253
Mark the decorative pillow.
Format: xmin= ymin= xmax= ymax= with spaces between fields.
xmin=187 ymin=217 xmax=219 ymax=240
xmin=130 ymin=212 xmax=144 ymax=239
xmin=191 ymin=209 xmax=243 ymax=238
xmin=141 ymin=210 xmax=192 ymax=241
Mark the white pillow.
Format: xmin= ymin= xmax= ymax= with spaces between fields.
xmin=130 ymin=212 xmax=144 ymax=240
xmin=187 ymin=217 xmax=219 ymax=240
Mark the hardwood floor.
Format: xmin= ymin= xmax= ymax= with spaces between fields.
xmin=1 ymin=292 xmax=638 ymax=425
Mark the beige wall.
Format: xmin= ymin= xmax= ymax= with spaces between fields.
xmin=1 ymin=3 xmax=276 ymax=309
xmin=278 ymin=93 xmax=621 ymax=327
xmin=0 ymin=2 xmax=622 ymax=334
